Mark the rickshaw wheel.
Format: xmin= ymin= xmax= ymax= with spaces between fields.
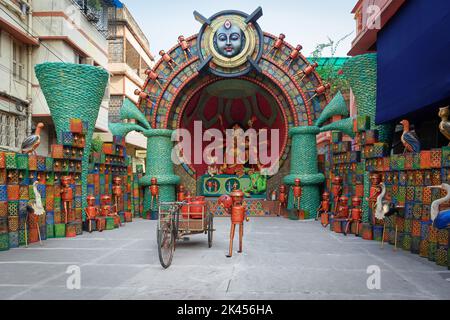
xmin=208 ymin=213 xmax=213 ymax=248
xmin=157 ymin=222 xmax=175 ymax=269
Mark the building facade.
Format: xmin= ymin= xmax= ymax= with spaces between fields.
xmin=0 ymin=0 xmax=151 ymax=167
xmin=106 ymin=4 xmax=154 ymax=156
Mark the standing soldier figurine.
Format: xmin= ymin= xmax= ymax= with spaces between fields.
xmin=295 ymin=62 xmax=318 ymax=81
xmin=331 ymin=176 xmax=343 ymax=217
xmin=178 ymin=35 xmax=192 ymax=61
xmin=150 ymin=177 xmax=159 ymax=211
xmin=269 ymin=33 xmax=286 ymax=57
xmin=284 ymin=44 xmax=303 ymax=68
xmin=85 ymin=195 xmax=99 ymax=233
xmin=159 ymin=50 xmax=178 ymax=70
xmin=278 ymin=185 xmax=288 ymax=216
xmin=61 ymin=176 xmax=73 ymax=224
xmin=367 ymin=173 xmax=382 ymax=224
xmin=292 ymin=178 xmax=302 ymax=210
xmin=224 ymin=190 xmax=249 ymax=258
xmin=112 ymin=177 xmax=124 ymax=225
xmin=336 ymin=196 xmax=350 ymax=219
xmin=145 ymin=69 xmax=165 ymax=89
xmin=345 ymin=196 xmax=362 ymax=236
xmin=316 ymin=192 xmax=331 ymax=225
xmin=177 ymin=185 xmax=186 ymax=202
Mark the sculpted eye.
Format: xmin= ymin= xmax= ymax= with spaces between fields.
xmin=218 ymin=34 xmax=227 ymax=41
xmin=230 ymin=33 xmax=240 ymax=41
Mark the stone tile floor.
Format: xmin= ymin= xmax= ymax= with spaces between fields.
xmin=0 ymin=218 xmax=449 ymax=300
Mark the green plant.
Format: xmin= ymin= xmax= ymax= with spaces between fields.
xmin=310 ymin=32 xmax=353 ymax=97
xmin=91 ymin=136 xmax=103 ymax=154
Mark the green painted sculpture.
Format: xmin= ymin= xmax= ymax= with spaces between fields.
xmin=35 ymin=62 xmax=109 ymax=216
xmin=243 ymin=169 xmax=267 ymax=197
xmin=109 ymin=98 xmax=180 ymax=216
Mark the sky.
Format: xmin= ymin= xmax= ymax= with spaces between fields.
xmin=121 ymin=0 xmax=357 ymax=59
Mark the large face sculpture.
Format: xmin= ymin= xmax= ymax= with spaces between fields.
xmin=214 ymin=20 xmax=245 ymax=58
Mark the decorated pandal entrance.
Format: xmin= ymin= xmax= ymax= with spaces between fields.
xmin=111 ymin=7 xmax=354 ymax=218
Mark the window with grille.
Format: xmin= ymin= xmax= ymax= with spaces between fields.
xmin=0 ymin=110 xmax=27 ymax=150
xmin=12 ymin=41 xmax=24 ymax=80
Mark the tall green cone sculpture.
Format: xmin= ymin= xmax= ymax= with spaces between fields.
xmin=342 ymin=54 xmax=394 ymax=144
xmin=109 ymin=99 xmax=180 ymax=216
xmin=35 ymin=63 xmax=109 ymax=217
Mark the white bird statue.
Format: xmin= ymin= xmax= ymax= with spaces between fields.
xmin=375 ymin=182 xmax=403 ymax=249
xmin=428 ymin=183 xmax=450 ymax=229
xmin=25 ymin=181 xmax=46 ymax=246
xmin=375 ymin=182 xmax=390 ymax=221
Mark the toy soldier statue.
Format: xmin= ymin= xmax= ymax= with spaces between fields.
xmin=269 ymin=33 xmax=286 ymax=57
xmin=150 ymin=177 xmax=159 ymax=210
xmin=145 ymin=69 xmax=165 ymax=89
xmin=177 ymin=185 xmax=186 ymax=202
xmin=331 ymin=176 xmax=343 ymax=218
xmin=295 ymin=62 xmax=318 ymax=81
xmin=345 ymin=196 xmax=362 ymax=235
xmin=178 ymin=35 xmax=192 ymax=61
xmin=225 ymin=190 xmax=248 ymax=258
xmin=85 ymin=195 xmax=99 ymax=233
xmin=292 ymin=178 xmax=302 ymax=209
xmin=316 ymin=192 xmax=331 ymax=225
xmin=367 ymin=173 xmax=382 ymax=224
xmin=335 ymin=196 xmax=349 ymax=219
xmin=159 ymin=50 xmax=177 ymax=70
xmin=278 ymin=185 xmax=287 ymax=216
xmin=112 ymin=177 xmax=123 ymax=212
xmin=285 ymin=44 xmax=303 ymax=67
xmin=60 ymin=176 xmax=73 ymax=224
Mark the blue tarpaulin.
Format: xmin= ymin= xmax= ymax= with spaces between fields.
xmin=376 ymin=0 xmax=450 ymax=124
xmin=104 ymin=0 xmax=123 ymax=8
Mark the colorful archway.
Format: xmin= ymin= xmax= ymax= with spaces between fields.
xmin=113 ymin=8 xmax=345 ymax=217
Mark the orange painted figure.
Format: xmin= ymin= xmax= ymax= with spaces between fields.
xmin=85 ymin=195 xmax=99 ymax=233
xmin=296 ymin=62 xmax=318 ymax=81
xmin=101 ymin=194 xmax=122 ymax=227
xmin=331 ymin=176 xmax=343 ymax=217
xmin=225 ymin=190 xmax=249 ymax=258
xmin=112 ymin=176 xmax=123 ymax=211
xmin=316 ymin=192 xmax=331 ymax=226
xmin=336 ymin=196 xmax=350 ymax=219
xmin=368 ymin=173 xmax=382 ymax=224
xmin=60 ymin=176 xmax=73 ymax=224
xmin=269 ymin=33 xmax=286 ymax=57
xmin=159 ymin=50 xmax=177 ymax=70
xmin=177 ymin=185 xmax=186 ymax=202
xmin=150 ymin=177 xmax=159 ymax=210
xmin=278 ymin=185 xmax=288 ymax=216
xmin=145 ymin=69 xmax=164 ymax=89
xmin=285 ymin=44 xmax=303 ymax=67
xmin=292 ymin=178 xmax=302 ymax=209
xmin=178 ymin=35 xmax=192 ymax=60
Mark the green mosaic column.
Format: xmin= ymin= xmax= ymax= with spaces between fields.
xmin=283 ymin=126 xmax=325 ymax=218
xmin=343 ymin=54 xmax=394 ymax=144
xmin=139 ymin=129 xmax=180 ymax=215
xmin=35 ymin=63 xmax=109 ymax=216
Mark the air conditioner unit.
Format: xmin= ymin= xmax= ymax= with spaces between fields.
xmin=85 ymin=57 xmax=95 ymax=66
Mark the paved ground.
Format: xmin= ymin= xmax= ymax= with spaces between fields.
xmin=0 ymin=217 xmax=449 ymax=300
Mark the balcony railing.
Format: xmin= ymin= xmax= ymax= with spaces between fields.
xmin=70 ymin=0 xmax=117 ymax=37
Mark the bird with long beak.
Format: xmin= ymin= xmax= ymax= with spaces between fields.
xmin=428 ymin=184 xmax=450 ymax=230
xmin=21 ymin=123 xmax=44 ymax=155
xmin=399 ymin=119 xmax=421 ymax=153
xmin=375 ymin=183 xmax=402 ymax=250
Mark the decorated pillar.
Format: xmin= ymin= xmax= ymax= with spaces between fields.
xmin=35 ymin=63 xmax=109 ymax=214
xmin=139 ymin=129 xmax=180 ymax=215
xmin=283 ymin=126 xmax=325 ymax=218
